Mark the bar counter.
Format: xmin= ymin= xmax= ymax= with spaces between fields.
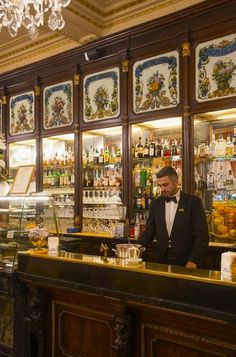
xmin=16 ymin=251 xmax=236 ymax=356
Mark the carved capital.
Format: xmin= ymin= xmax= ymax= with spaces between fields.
xmin=34 ymin=86 xmax=40 ymax=96
xmin=182 ymin=41 xmax=190 ymax=57
xmin=74 ymin=74 xmax=80 ymax=85
xmin=1 ymin=96 xmax=7 ymax=104
xmin=122 ymin=60 xmax=129 ymax=73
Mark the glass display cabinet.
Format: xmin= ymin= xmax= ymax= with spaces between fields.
xmin=42 ymin=134 xmax=75 ymax=232
xmin=8 ymin=139 xmax=36 ymax=193
xmin=131 ymin=117 xmax=182 ymax=237
xmin=0 ymin=195 xmax=62 ymax=271
xmin=82 ymin=126 xmax=125 ymax=236
xmin=194 ymin=109 xmax=236 ymax=243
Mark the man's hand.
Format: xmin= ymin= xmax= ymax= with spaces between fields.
xmin=185 ymin=261 xmax=197 ymax=269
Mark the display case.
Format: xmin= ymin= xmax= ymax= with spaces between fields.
xmin=42 ymin=134 xmax=75 ymax=232
xmin=0 ymin=195 xmax=62 ymax=271
xmin=131 ymin=117 xmax=183 ymax=238
xmin=82 ymin=126 xmax=126 ymax=236
xmin=194 ymin=109 xmax=236 ymax=243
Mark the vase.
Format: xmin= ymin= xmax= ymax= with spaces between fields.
xmin=0 ymin=181 xmax=10 ymax=196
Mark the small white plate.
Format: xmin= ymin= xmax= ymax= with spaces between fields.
xmin=126 ymin=258 xmax=142 ymax=265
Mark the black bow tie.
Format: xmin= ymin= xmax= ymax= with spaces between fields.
xmin=164 ymin=196 xmax=177 ymax=203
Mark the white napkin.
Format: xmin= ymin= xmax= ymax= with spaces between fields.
xmin=221 ymin=251 xmax=236 ymax=277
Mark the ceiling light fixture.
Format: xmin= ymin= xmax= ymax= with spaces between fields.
xmin=0 ymin=0 xmax=71 ymax=38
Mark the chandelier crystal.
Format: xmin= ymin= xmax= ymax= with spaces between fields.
xmin=0 ymin=0 xmax=71 ymax=38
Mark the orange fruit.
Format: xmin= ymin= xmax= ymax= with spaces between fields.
xmin=217 ymin=224 xmax=228 ymax=235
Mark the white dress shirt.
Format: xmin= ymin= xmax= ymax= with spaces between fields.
xmin=165 ymin=190 xmax=180 ymax=237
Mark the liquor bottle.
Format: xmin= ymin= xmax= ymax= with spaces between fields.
xmin=135 ymin=188 xmax=142 ymax=209
xmin=88 ymin=145 xmax=94 ymax=164
xmin=198 ymin=141 xmax=208 ymax=158
xmin=149 ymin=140 xmax=155 ymax=157
xmin=104 ymin=146 xmax=110 ymax=164
xmin=134 ymin=214 xmax=140 ymax=239
xmin=225 ymin=136 xmax=233 ymax=157
xmin=217 ymin=165 xmax=225 ymax=191
xmin=225 ymin=170 xmax=234 ymax=191
xmin=110 ymin=146 xmax=116 ymax=164
xmin=209 ymin=134 xmax=216 ymax=158
xmin=141 ymin=190 xmax=148 ymax=209
xmin=194 ymin=168 xmax=200 ymax=191
xmin=67 ymin=147 xmax=73 ymax=165
xmin=206 ymin=168 xmax=215 ymax=190
xmin=177 ymin=139 xmax=183 ymax=156
xmin=70 ymin=169 xmax=75 ymax=186
xmin=59 ymin=169 xmax=65 ymax=186
xmin=155 ymin=140 xmax=162 ymax=157
xmin=143 ymin=138 xmax=149 ymax=157
xmin=140 ymin=165 xmax=147 ymax=187
xmin=215 ymin=135 xmax=226 ymax=157
xmin=171 ymin=139 xmax=177 ymax=156
xmin=93 ymin=148 xmax=99 ymax=164
xmin=146 ymin=169 xmax=153 ymax=187
xmin=197 ymin=175 xmax=207 ymax=191
xmin=99 ymin=149 xmax=104 ymax=164
xmin=134 ymin=165 xmax=141 ymax=187
xmin=116 ymin=147 xmax=122 ymax=164
xmin=137 ymin=137 xmax=143 ymax=158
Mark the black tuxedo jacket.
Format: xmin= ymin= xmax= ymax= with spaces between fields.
xmin=139 ymin=191 xmax=209 ymax=266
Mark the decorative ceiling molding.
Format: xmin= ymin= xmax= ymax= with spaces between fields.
xmin=0 ymin=0 xmax=205 ymax=75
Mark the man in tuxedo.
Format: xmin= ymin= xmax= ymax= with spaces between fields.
xmin=138 ymin=166 xmax=209 ymax=268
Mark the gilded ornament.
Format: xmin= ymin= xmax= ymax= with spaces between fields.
xmin=34 ymin=86 xmax=40 ymax=96
xmin=122 ymin=60 xmax=129 ymax=72
xmin=182 ymin=42 xmax=190 ymax=57
xmin=74 ymin=74 xmax=80 ymax=85
xmin=1 ymin=96 xmax=7 ymax=104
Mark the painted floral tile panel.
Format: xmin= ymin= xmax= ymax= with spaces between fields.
xmin=43 ymin=80 xmax=73 ymax=129
xmin=9 ymin=92 xmax=35 ymax=136
xmin=0 ymin=102 xmax=2 ymax=134
xmin=83 ymin=67 xmax=120 ymax=122
xmin=196 ymin=33 xmax=236 ymax=102
xmin=133 ymin=51 xmax=179 ymax=114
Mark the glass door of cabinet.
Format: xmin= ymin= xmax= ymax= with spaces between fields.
xmin=194 ymin=109 xmax=236 ymax=243
xmin=42 ymin=134 xmax=75 ymax=232
xmin=9 ymin=139 xmax=36 ymax=193
xmin=82 ymin=126 xmax=124 ymax=236
xmin=131 ymin=117 xmax=182 ymax=238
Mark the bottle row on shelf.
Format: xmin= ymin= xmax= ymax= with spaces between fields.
xmin=83 ymin=145 xmax=122 ymax=166
xmin=43 ymin=168 xmax=75 ymax=188
xmin=43 ymin=147 xmax=74 ymax=167
xmin=195 ymin=160 xmax=236 ymax=192
xmin=132 ymin=136 xmax=182 ymax=159
xmin=83 ymin=168 xmax=122 ymax=188
xmin=133 ymin=163 xmax=182 ymax=188
xmin=195 ymin=127 xmax=236 ymax=159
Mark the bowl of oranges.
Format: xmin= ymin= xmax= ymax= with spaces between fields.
xmin=211 ymin=201 xmax=236 ymax=242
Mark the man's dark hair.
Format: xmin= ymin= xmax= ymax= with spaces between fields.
xmin=156 ymin=166 xmax=178 ymax=181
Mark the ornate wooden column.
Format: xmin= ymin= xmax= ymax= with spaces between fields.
xmin=24 ymin=286 xmax=46 ymax=357
xmin=34 ymin=77 xmax=42 ymax=192
xmin=73 ymin=71 xmax=82 ymax=230
xmin=120 ymin=50 xmax=130 ymax=221
xmin=180 ymin=35 xmax=194 ymax=194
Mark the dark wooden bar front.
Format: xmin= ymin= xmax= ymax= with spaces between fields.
xmin=16 ymin=251 xmax=236 ymax=357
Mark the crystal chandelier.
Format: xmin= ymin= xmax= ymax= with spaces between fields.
xmin=0 ymin=0 xmax=71 ymax=38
